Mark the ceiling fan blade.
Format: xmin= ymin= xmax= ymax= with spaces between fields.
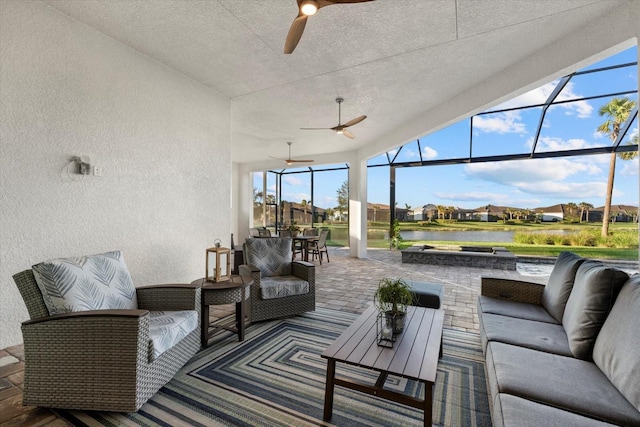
xmin=342 ymin=114 xmax=367 ymax=128
xmin=286 ymin=159 xmax=315 ymax=163
xmin=300 ymin=127 xmax=332 ymax=130
xmin=342 ymin=129 xmax=356 ymax=139
xmin=321 ymin=0 xmax=375 ymax=6
xmin=284 ymin=14 xmax=308 ymax=54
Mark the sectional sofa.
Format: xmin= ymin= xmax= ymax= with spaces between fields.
xmin=477 ymin=251 xmax=640 ymax=426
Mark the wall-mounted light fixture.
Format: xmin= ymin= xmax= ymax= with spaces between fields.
xmin=72 ymin=155 xmax=91 ymax=175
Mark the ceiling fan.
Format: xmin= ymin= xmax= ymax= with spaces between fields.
xmin=284 ymin=0 xmax=375 ymax=54
xmin=301 ymin=97 xmax=367 ymax=139
xmin=270 ymin=141 xmax=314 ymax=166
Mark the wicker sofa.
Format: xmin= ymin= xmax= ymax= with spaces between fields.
xmin=478 ymin=252 xmax=640 ymax=426
xmin=240 ymin=237 xmax=315 ymax=322
xmin=13 ymin=251 xmax=200 ymax=412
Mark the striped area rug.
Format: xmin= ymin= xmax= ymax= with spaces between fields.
xmin=58 ymin=308 xmax=491 ymax=426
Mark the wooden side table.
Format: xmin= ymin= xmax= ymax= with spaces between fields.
xmin=192 ymin=276 xmax=252 ymax=347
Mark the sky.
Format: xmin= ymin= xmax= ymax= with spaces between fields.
xmin=257 ymin=46 xmax=638 ymax=212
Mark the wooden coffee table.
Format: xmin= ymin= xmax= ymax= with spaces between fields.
xmin=321 ymin=305 xmax=444 ymax=426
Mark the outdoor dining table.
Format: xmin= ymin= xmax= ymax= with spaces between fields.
xmin=293 ymin=235 xmax=318 ymax=262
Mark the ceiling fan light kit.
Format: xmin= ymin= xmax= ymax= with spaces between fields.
xmin=284 ymin=0 xmax=375 ymax=54
xmin=300 ymin=0 xmax=318 ymax=16
xmin=300 ymin=97 xmax=367 ymax=139
xmin=271 ymin=141 xmax=314 ymax=166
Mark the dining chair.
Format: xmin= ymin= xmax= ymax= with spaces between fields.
xmin=309 ymin=229 xmax=330 ymax=264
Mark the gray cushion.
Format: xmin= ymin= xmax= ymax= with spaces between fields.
xmin=32 ymin=250 xmax=138 ymax=315
xmin=541 ymin=252 xmax=584 ymax=323
xmin=494 ymin=393 xmax=618 ymax=427
xmin=593 ymin=274 xmax=640 ymax=412
xmin=259 ymin=276 xmax=309 ymax=300
xmin=479 ymin=313 xmax=571 ymax=356
xmin=244 ymin=237 xmax=292 ymax=277
xmin=478 ymin=296 xmax=558 ymax=324
xmin=486 ymin=341 xmax=640 ymax=426
xmin=148 ymin=310 xmax=199 ymax=361
xmin=562 ymin=261 xmax=628 ymax=360
xmin=408 ymin=281 xmax=444 ymax=308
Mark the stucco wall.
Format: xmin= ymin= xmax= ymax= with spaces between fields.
xmin=0 ymin=1 xmax=231 ymax=348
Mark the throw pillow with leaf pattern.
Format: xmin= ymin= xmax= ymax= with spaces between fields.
xmin=32 ymin=250 xmax=138 ymax=315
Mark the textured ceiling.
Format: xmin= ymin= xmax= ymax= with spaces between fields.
xmin=43 ymin=0 xmax=635 ymax=166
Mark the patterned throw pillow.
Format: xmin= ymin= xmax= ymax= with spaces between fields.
xmin=32 ymin=250 xmax=138 ymax=315
xmin=244 ymin=238 xmax=292 ymax=277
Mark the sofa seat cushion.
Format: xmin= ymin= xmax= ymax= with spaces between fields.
xmin=148 ymin=310 xmax=198 ymax=360
xmin=493 ymin=393 xmax=618 ymax=427
xmin=478 ymin=296 xmax=558 ymax=324
xmin=593 ymin=274 xmax=640 ymax=412
xmin=32 ymin=250 xmax=138 ymax=315
xmin=480 ymin=313 xmax=571 ymax=356
xmin=541 ymin=251 xmax=584 ymax=323
xmin=486 ymin=342 xmax=640 ymax=426
xmin=562 ymin=261 xmax=628 ymax=360
xmin=260 ymin=276 xmax=309 ymax=300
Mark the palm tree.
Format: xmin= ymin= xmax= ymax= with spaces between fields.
xmin=565 ymin=202 xmax=578 ymax=221
xmin=436 ymin=205 xmax=446 ymax=220
xmin=447 ymin=206 xmax=456 ymax=220
xmin=578 ymin=202 xmax=593 ymax=223
xmin=325 ymin=208 xmax=334 ymax=223
xmin=597 ymin=97 xmax=637 ymax=237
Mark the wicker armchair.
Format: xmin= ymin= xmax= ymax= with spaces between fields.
xmin=239 ymin=237 xmax=315 ymax=322
xmin=13 ymin=251 xmax=201 ymax=412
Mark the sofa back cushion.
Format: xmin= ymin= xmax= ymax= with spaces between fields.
xmin=244 ymin=237 xmax=292 ymax=277
xmin=32 ymin=250 xmax=138 ymax=315
xmin=541 ymin=251 xmax=584 ymax=322
xmin=593 ymin=274 xmax=640 ymax=412
xmin=562 ymin=260 xmax=628 ymax=360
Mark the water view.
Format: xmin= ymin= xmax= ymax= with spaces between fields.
xmin=400 ymin=230 xmax=516 ymax=242
xmin=394 ymin=230 xmax=571 ymax=243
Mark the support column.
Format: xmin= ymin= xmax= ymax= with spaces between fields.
xmin=349 ymin=155 xmax=368 ymax=258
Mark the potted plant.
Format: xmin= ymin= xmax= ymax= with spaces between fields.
xmin=373 ymin=277 xmax=415 ymax=333
xmin=288 ymin=220 xmax=301 ymax=236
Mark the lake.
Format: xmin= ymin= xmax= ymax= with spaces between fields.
xmin=400 ymin=230 xmax=515 ymax=242
xmin=399 ymin=229 xmax=571 ymax=243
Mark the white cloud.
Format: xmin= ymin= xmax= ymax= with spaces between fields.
xmin=528 ymin=136 xmax=596 ymax=151
xmin=283 ymin=176 xmax=303 ymax=186
xmin=465 ymin=158 xmax=592 ymax=182
xmin=422 ymin=146 xmax=438 ymax=159
xmin=620 ymin=161 xmax=639 ymax=176
xmin=434 ymin=191 xmax=510 ymax=203
xmin=282 ymin=192 xmax=310 ymax=203
xmin=474 ymin=111 xmax=526 ymax=134
xmin=515 ymin=181 xmax=613 ymax=198
xmin=494 ymin=81 xmax=593 ymax=119
xmin=402 ymin=148 xmax=418 ymax=158
xmin=321 ymin=195 xmax=337 ymax=207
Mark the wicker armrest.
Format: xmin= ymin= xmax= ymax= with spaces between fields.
xmin=481 ymin=276 xmax=545 ymax=305
xmin=239 ymin=264 xmax=261 ymax=286
xmin=22 ymin=310 xmax=150 ymax=351
xmin=20 ymin=309 xmax=152 ymax=384
xmin=136 ymin=284 xmax=200 ymax=311
xmin=292 ymin=261 xmax=315 ymax=289
xmin=22 ymin=309 xmax=148 ymax=326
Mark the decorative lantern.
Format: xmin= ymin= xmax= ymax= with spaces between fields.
xmin=376 ymin=311 xmax=396 ymax=348
xmin=205 ymin=246 xmax=231 ymax=282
